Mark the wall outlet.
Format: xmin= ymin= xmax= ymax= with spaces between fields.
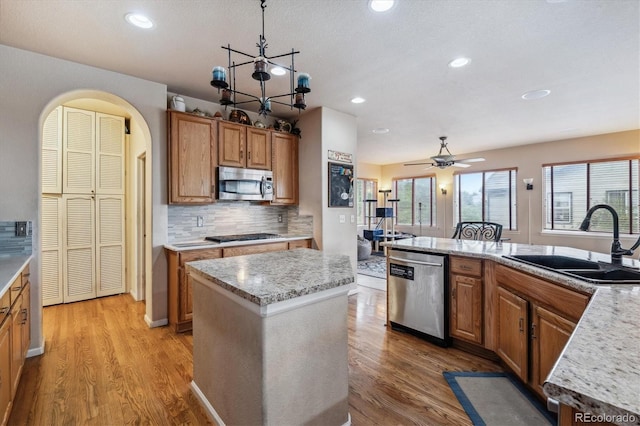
xmin=15 ymin=221 xmax=27 ymax=237
xmin=278 ymin=214 xmax=283 ymax=223
xmin=339 ymin=215 xmax=346 ymax=224
xmin=196 ymin=216 xmax=204 ymax=227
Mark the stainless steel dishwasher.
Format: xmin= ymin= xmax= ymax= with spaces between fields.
xmin=388 ymin=249 xmax=450 ymax=347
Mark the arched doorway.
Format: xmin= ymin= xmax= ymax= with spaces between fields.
xmin=39 ymin=90 xmax=153 ymax=320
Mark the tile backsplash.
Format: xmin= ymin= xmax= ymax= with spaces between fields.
xmin=0 ymin=221 xmax=32 ymax=255
xmin=168 ymin=202 xmax=313 ymax=243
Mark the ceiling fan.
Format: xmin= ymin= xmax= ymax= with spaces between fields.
xmin=404 ymin=136 xmax=485 ymax=169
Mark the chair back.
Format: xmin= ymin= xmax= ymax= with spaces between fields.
xmin=452 ymin=221 xmax=503 ymax=242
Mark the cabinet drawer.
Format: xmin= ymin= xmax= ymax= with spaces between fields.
xmin=9 ymin=276 xmax=23 ymax=307
xmin=179 ymin=248 xmax=222 ymax=265
xmin=288 ymin=239 xmax=311 ymax=249
xmin=21 ymin=264 xmax=30 ymax=286
xmin=223 ymin=242 xmax=289 ymax=257
xmin=0 ymin=292 xmax=10 ymax=322
xmin=450 ymin=256 xmax=483 ymax=277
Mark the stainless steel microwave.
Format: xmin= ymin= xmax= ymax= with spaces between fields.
xmin=218 ymin=166 xmax=274 ymax=201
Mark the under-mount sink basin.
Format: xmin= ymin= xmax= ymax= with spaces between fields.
xmin=504 ymin=255 xmax=601 ymax=270
xmin=504 ymin=254 xmax=640 ymax=284
xmin=559 ymin=268 xmax=640 ymax=284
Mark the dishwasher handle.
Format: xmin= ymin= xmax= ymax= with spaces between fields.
xmin=388 ymin=256 xmax=443 ymax=267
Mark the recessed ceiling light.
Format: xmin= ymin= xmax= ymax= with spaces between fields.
xmin=125 ymin=13 xmax=154 ymax=29
xmin=369 ymin=0 xmax=395 ymax=13
xmin=372 ymin=128 xmax=390 ymax=134
xmin=521 ymin=89 xmax=551 ymax=100
xmin=448 ymin=57 xmax=471 ymax=68
xmin=270 ymin=66 xmax=286 ymax=76
xmin=351 ymin=97 xmax=366 ymax=104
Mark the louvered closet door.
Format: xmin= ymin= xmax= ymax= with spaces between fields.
xmin=63 ymin=194 xmax=96 ymax=303
xmin=96 ymin=113 xmax=125 ymax=194
xmin=41 ymin=195 xmax=63 ymax=306
xmin=96 ymin=195 xmax=125 ymax=297
xmin=42 ymin=106 xmax=62 ymax=194
xmin=63 ymin=107 xmax=95 ymax=194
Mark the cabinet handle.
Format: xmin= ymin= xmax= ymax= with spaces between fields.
xmin=452 ymin=287 xmax=456 ymax=299
xmin=531 ymin=323 xmax=537 ymax=339
xmin=21 ymin=308 xmax=28 ymax=324
xmin=0 ymin=307 xmax=8 ymax=315
xmin=518 ymin=318 xmax=524 ymax=333
xmin=12 ymin=286 xmax=22 ymax=292
xmin=248 ymin=151 xmax=251 ymax=160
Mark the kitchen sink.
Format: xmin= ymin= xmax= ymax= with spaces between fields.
xmin=503 ymin=254 xmax=640 ymax=284
xmin=505 ymin=255 xmax=601 ymax=270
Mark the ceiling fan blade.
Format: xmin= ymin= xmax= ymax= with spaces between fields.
xmin=451 ymin=162 xmax=471 ymax=168
xmin=404 ymin=161 xmax=434 ymax=166
xmin=423 ymin=165 xmax=435 ymax=170
xmin=458 ymin=157 xmax=485 ymax=163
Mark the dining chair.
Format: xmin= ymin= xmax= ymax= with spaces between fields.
xmin=452 ymin=221 xmax=503 ymax=242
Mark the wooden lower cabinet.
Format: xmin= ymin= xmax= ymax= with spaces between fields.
xmin=449 ymin=256 xmax=484 ymax=345
xmin=496 ymin=286 xmax=529 ymax=381
xmin=494 ymin=264 xmax=589 ymax=399
xmin=166 ymin=239 xmax=312 ymax=332
xmin=0 ymin=317 xmax=11 ymax=426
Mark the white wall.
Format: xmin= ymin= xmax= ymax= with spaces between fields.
xmin=298 ymin=107 xmax=358 ymax=270
xmin=0 ymin=44 xmax=168 ymax=351
xmin=378 ymin=130 xmax=640 ymax=255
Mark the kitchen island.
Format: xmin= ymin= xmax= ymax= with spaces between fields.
xmin=186 ymin=248 xmax=354 ymax=426
xmin=382 ymin=237 xmax=640 ymax=426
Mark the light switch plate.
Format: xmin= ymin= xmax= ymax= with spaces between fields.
xmin=15 ymin=221 xmax=27 ymax=237
xmin=350 ymin=215 xmax=355 ymax=223
xmin=339 ymin=215 xmax=346 ymax=224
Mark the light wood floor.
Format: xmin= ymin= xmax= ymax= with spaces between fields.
xmin=10 ymin=279 xmax=502 ymax=425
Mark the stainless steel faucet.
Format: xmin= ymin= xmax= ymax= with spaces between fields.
xmin=579 ymin=204 xmax=640 ymax=264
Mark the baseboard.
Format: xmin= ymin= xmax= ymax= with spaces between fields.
xmin=144 ymin=315 xmax=168 ymax=328
xmin=190 ymin=380 xmax=226 ymax=426
xmin=26 ymin=336 xmax=45 ymax=358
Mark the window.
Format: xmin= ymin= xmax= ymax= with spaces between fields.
xmin=544 ymin=158 xmax=639 ymax=234
xmin=356 ymin=178 xmax=377 ymax=225
xmin=392 ymin=176 xmax=436 ymax=226
xmin=454 ymin=169 xmax=518 ymax=230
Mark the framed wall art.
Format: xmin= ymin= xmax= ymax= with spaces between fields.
xmin=328 ymin=162 xmax=354 ymax=208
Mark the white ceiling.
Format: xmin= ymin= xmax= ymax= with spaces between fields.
xmin=1 ymin=0 xmax=638 ymax=165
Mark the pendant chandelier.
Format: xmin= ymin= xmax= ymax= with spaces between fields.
xmin=210 ymin=0 xmax=311 ymax=117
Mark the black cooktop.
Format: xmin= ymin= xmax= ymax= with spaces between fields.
xmin=205 ymin=233 xmax=280 ymax=243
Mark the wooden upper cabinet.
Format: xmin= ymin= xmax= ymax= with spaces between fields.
xmin=246 ymin=127 xmax=271 ymax=170
xmin=219 ymin=122 xmax=271 ymax=170
xmin=218 ymin=121 xmax=246 ymax=168
xmin=271 ymin=132 xmax=299 ymax=205
xmin=168 ymin=111 xmax=217 ymax=204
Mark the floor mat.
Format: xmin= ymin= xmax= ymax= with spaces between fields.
xmin=443 ymin=371 xmax=555 ymax=426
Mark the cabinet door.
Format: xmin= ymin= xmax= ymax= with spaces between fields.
xmin=169 ymin=112 xmax=217 ymax=204
xmin=10 ymin=297 xmax=22 ymax=399
xmin=450 ymin=274 xmax=483 ymax=344
xmin=531 ymin=305 xmax=576 ymax=397
xmin=21 ymin=284 xmax=30 ymax=360
xmin=42 ymin=195 xmax=64 ymax=306
xmin=496 ymin=286 xmax=528 ymax=381
xmin=218 ymin=121 xmax=246 ymax=167
xmin=288 ymin=239 xmax=312 ymax=249
xmin=246 ymin=127 xmax=271 ymax=170
xmin=63 ymin=194 xmax=96 ymax=303
xmin=42 ymin=106 xmax=63 ymax=194
xmin=271 ymin=132 xmax=298 ymax=205
xmin=63 ymin=107 xmax=95 ymax=194
xmin=95 ymin=113 xmax=125 ymax=195
xmin=0 ymin=318 xmax=10 ymax=426
xmin=180 ymin=249 xmax=222 ymax=324
xmin=96 ymin=195 xmax=125 ymax=297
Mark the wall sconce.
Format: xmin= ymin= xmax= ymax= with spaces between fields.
xmin=439 ymin=184 xmax=447 ymax=195
xmin=523 ymin=178 xmax=534 ymax=190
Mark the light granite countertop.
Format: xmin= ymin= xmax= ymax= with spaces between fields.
xmin=382 ymin=237 xmax=640 ymax=424
xmin=186 ymin=248 xmax=354 ymax=306
xmin=164 ymin=234 xmax=312 ymax=252
xmin=0 ymin=254 xmax=32 ymax=295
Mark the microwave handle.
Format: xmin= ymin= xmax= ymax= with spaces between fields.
xmin=260 ymin=176 xmax=266 ymax=197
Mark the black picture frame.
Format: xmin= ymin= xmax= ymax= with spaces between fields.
xmin=328 ymin=162 xmax=354 ymax=207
